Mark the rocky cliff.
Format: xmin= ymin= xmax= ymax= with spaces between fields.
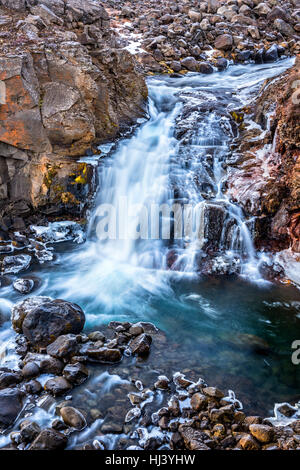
xmin=228 ymin=55 xmax=300 ymax=255
xmin=0 ymin=0 xmax=147 ymax=230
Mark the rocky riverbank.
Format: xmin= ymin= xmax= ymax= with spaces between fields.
xmin=0 ymin=0 xmax=147 ymax=230
xmin=0 ymin=295 xmax=300 ymax=450
xmin=105 ymin=0 xmax=300 ymax=74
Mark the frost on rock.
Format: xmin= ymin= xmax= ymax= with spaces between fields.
xmin=2 ymin=254 xmax=32 ymax=274
xmin=30 ymin=221 xmax=85 ymax=244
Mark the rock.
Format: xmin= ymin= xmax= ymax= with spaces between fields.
xmin=0 ymin=370 xmax=22 ymax=390
xmin=128 ymin=333 xmax=152 ymax=357
xmin=239 ymin=434 xmax=260 ymax=450
xmin=44 ymin=377 xmax=72 ymax=396
xmin=274 ymin=18 xmax=295 ymax=37
xmin=276 ymin=403 xmax=298 ymax=417
xmin=216 ymin=58 xmax=228 ymax=71
xmin=2 ymin=255 xmax=31 ymax=274
xmin=254 ymin=3 xmax=271 ymax=16
xmin=60 ymin=406 xmax=86 ymax=430
xmin=86 ymin=347 xmax=122 ymax=363
xmin=24 ymin=352 xmax=64 ymax=375
xmin=63 ymin=362 xmax=89 ymax=385
xmin=0 ymin=388 xmax=23 ymax=430
xmin=263 ymin=44 xmax=279 ymax=62
xmin=181 ymin=57 xmax=198 ymax=72
xmin=214 ymin=34 xmax=233 ymax=51
xmin=21 ymin=362 xmax=40 ymax=379
xmin=128 ymin=323 xmax=144 ymax=336
xmin=179 ymin=424 xmax=211 ymax=450
xmin=12 ymin=296 xmax=51 ymax=333
xmin=0 ymin=0 xmax=26 ymax=11
xmin=46 ymin=334 xmax=79 ymax=359
xmin=190 ymin=393 xmax=207 ymax=411
xmin=154 ymin=375 xmax=170 ymax=390
xmin=203 ymin=387 xmax=224 ymax=398
xmin=249 ymin=424 xmax=274 ymax=443
xmin=29 ymin=428 xmax=68 ymax=450
xmin=24 ymin=379 xmax=42 ymax=395
xmin=20 ymin=420 xmax=41 ymax=443
xmin=88 ymin=331 xmax=105 ymax=342
xmin=198 ymin=62 xmax=214 ymax=74
xmin=15 ymin=297 xmax=85 ymax=348
xmin=188 ymin=10 xmax=202 ymax=22
xmin=13 ymin=278 xmax=34 ymax=294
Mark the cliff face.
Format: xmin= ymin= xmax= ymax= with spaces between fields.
xmin=228 ymin=55 xmax=300 ymax=254
xmin=0 ymin=0 xmax=147 ymax=230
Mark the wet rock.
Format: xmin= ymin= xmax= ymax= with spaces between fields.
xmin=239 ymin=434 xmax=261 ymax=450
xmin=181 ymin=56 xmax=198 ymax=72
xmin=190 ymin=393 xmax=208 ymax=411
xmin=276 ymin=403 xmax=298 ymax=418
xmin=46 ymin=334 xmax=79 ymax=360
xmin=11 ymin=296 xmax=51 ymax=333
xmin=128 ymin=333 xmax=152 ymax=357
xmin=60 ymin=406 xmax=86 ymax=430
xmin=128 ymin=323 xmax=144 ymax=336
xmin=20 ymin=420 xmax=41 ymax=443
xmin=198 ymin=62 xmax=214 ymax=74
xmin=63 ymin=362 xmax=89 ymax=385
xmin=44 ymin=377 xmax=72 ymax=396
xmin=2 ymin=255 xmax=31 ymax=274
xmin=29 ymin=428 xmax=68 ymax=450
xmin=263 ymin=44 xmax=279 ymax=63
xmin=24 ymin=379 xmax=42 ymax=395
xmin=21 ymin=362 xmax=40 ymax=379
xmin=51 ymin=419 xmax=68 ymax=431
xmin=19 ymin=298 xmax=85 ymax=348
xmin=214 ymin=34 xmax=233 ymax=51
xmin=13 ymin=278 xmax=34 ymax=294
xmin=24 ymin=353 xmax=64 ymax=375
xmin=203 ymin=387 xmax=224 ymax=398
xmin=0 ymin=388 xmax=24 ymax=430
xmin=249 ymin=424 xmax=274 ymax=443
xmin=154 ymin=375 xmax=170 ymax=390
xmin=179 ymin=424 xmax=211 ymax=450
xmin=88 ymin=331 xmax=105 ymax=342
xmin=216 ymin=58 xmax=228 ymax=71
xmin=0 ymin=370 xmax=22 ymax=390
xmin=86 ymin=347 xmax=122 ymax=363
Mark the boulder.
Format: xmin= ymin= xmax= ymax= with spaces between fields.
xmin=63 ymin=362 xmax=89 ymax=385
xmin=29 ymin=428 xmax=68 ymax=450
xmin=86 ymin=347 xmax=122 ymax=363
xmin=13 ymin=278 xmax=34 ymax=294
xmin=249 ymin=424 xmax=274 ymax=443
xmin=214 ymin=34 xmax=233 ymax=51
xmin=181 ymin=57 xmax=198 ymax=71
xmin=2 ymin=254 xmax=31 ymax=274
xmin=274 ymin=19 xmax=295 ymax=37
xmin=198 ymin=62 xmax=214 ymax=74
xmin=190 ymin=393 xmax=208 ymax=411
xmin=20 ymin=420 xmax=41 ymax=443
xmin=129 ymin=333 xmax=152 ymax=357
xmin=60 ymin=406 xmax=86 ymax=430
xmin=0 ymin=388 xmax=24 ymax=429
xmin=24 ymin=352 xmax=64 ymax=375
xmin=46 ymin=334 xmax=79 ymax=359
xmin=12 ymin=297 xmax=85 ymax=348
xmin=44 ymin=377 xmax=72 ymax=396
xmin=0 ymin=370 xmax=22 ymax=390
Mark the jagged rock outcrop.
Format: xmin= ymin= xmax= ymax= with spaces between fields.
xmin=0 ymin=0 xmax=147 ymax=229
xmin=227 ymin=55 xmax=300 ymax=253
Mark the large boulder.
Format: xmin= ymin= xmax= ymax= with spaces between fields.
xmin=12 ymin=297 xmax=85 ymax=348
xmin=0 ymin=388 xmax=24 ymax=430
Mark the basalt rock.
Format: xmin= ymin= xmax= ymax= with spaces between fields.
xmin=0 ymin=1 xmax=147 ymax=225
xmin=13 ymin=297 xmax=85 ymax=348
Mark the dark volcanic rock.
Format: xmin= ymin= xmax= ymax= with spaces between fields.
xmin=29 ymin=428 xmax=68 ymax=450
xmin=13 ymin=297 xmax=85 ymax=348
xmin=44 ymin=377 xmax=72 ymax=396
xmin=63 ymin=362 xmax=89 ymax=385
xmin=46 ymin=334 xmax=79 ymax=359
xmin=129 ymin=333 xmax=152 ymax=357
xmin=0 ymin=388 xmax=24 ymax=430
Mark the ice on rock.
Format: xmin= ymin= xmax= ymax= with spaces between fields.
xmin=30 ymin=221 xmax=85 ymax=244
xmin=125 ymin=407 xmax=141 ymax=423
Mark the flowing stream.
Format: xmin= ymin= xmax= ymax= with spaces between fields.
xmin=1 ymin=58 xmax=300 ymax=448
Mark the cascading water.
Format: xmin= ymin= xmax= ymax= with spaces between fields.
xmin=1 ymin=60 xmax=300 ymax=448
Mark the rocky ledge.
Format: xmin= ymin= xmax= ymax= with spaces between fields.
xmin=1 ymin=295 xmax=300 ymax=450
xmin=0 ymin=0 xmax=147 ymax=231
xmin=105 ymin=0 xmax=300 ymax=74
xmin=226 ymin=54 xmax=300 ymax=280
